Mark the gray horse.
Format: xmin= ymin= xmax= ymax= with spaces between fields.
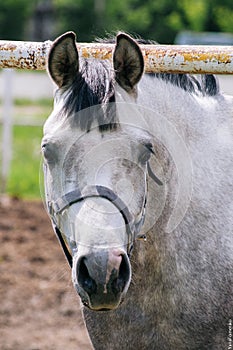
xmin=42 ymin=31 xmax=233 ymax=349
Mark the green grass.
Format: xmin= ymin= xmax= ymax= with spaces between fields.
xmin=0 ymin=97 xmax=53 ymax=107
xmin=0 ymin=97 xmax=53 ymax=199
xmin=0 ymin=99 xmax=50 ymax=199
xmin=4 ymin=124 xmax=43 ymax=199
xmin=14 ymin=98 xmax=53 ymax=107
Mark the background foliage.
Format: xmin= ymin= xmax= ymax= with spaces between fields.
xmin=0 ymin=0 xmax=232 ymax=43
xmin=0 ymin=0 xmax=232 ymax=198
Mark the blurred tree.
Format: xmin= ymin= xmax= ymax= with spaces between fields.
xmin=100 ymin=0 xmax=179 ymax=43
xmin=0 ymin=0 xmax=33 ymax=40
xmin=0 ymin=0 xmax=232 ymax=43
xmin=168 ymin=0 xmax=233 ymax=38
xmin=53 ymin=0 xmax=98 ymax=41
xmin=31 ymin=0 xmax=55 ymax=41
xmin=214 ymin=5 xmax=233 ymax=32
xmin=178 ymin=0 xmax=208 ymax=31
xmin=53 ymin=0 xmax=180 ymax=42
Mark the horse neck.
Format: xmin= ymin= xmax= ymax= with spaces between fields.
xmin=137 ymin=75 xmax=233 ymax=246
xmin=138 ymin=76 xmax=203 ymax=137
xmin=138 ymin=75 xmax=233 ymax=240
xmin=138 ymin=74 xmax=233 ymax=142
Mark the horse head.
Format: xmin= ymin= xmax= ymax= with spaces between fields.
xmin=42 ymin=32 xmax=161 ymax=311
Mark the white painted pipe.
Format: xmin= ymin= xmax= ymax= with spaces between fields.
xmin=0 ymin=39 xmax=233 ymax=74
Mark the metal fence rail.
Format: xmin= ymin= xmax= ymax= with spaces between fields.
xmin=0 ymin=39 xmax=233 ymax=74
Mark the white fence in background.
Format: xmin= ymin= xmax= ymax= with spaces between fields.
xmin=1 ymin=69 xmax=13 ymax=192
xmin=0 ymin=39 xmax=233 ymax=193
xmin=0 ymin=69 xmax=53 ymax=193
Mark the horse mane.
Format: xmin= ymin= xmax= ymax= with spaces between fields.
xmin=98 ymin=35 xmax=219 ymax=97
xmin=153 ymin=73 xmax=219 ymax=97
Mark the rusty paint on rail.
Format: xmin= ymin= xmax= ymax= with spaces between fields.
xmin=0 ymin=40 xmax=52 ymax=70
xmin=141 ymin=44 xmax=233 ymax=74
xmin=78 ymin=43 xmax=113 ymax=61
xmin=0 ymin=39 xmax=233 ymax=74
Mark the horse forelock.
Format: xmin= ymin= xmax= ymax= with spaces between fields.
xmin=61 ymin=58 xmax=118 ymax=132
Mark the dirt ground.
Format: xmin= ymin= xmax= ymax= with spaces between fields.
xmin=0 ymin=196 xmax=93 ymax=350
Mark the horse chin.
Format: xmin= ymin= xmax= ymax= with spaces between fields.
xmin=83 ymin=302 xmax=120 ymax=312
xmin=78 ymin=290 xmax=126 ymax=312
xmin=82 ymin=301 xmax=124 ymax=312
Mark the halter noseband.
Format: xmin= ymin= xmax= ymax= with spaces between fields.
xmin=45 ymin=162 xmax=162 ymax=269
xmin=47 ymin=184 xmax=146 ymax=267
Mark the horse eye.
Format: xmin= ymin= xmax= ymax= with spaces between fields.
xmin=41 ymin=143 xmax=47 ymax=151
xmin=145 ymin=143 xmax=155 ymax=155
xmin=41 ymin=142 xmax=49 ymax=155
xmin=41 ymin=142 xmax=56 ymax=163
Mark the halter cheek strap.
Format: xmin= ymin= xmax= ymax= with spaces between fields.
xmin=53 ymin=224 xmax=73 ymax=267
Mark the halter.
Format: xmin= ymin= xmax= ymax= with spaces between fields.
xmin=44 ymin=162 xmax=162 ymax=268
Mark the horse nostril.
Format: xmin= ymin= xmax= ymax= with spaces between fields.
xmin=112 ymin=254 xmax=130 ymax=294
xmin=77 ymin=258 xmax=97 ymax=295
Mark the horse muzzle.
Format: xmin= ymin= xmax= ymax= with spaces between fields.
xmin=72 ymin=247 xmax=131 ymax=311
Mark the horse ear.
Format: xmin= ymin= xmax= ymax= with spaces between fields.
xmin=113 ymin=33 xmax=144 ymax=93
xmin=48 ymin=31 xmax=79 ymax=88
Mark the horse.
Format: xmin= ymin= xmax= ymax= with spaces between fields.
xmin=42 ymin=31 xmax=233 ymax=349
